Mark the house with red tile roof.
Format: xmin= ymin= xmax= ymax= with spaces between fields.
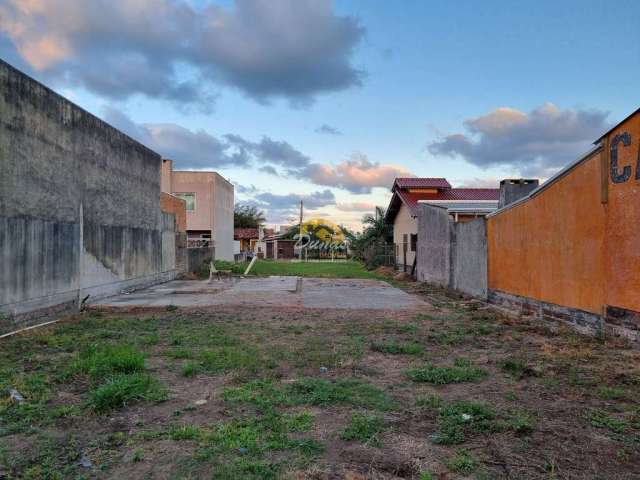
xmin=385 ymin=178 xmax=499 ymax=270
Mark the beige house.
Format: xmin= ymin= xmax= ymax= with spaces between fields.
xmin=161 ymin=159 xmax=234 ymax=260
xmin=385 ymin=178 xmax=499 ymax=271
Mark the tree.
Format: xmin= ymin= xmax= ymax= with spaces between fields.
xmin=350 ymin=206 xmax=393 ymax=268
xmin=234 ymin=204 xmax=266 ymax=228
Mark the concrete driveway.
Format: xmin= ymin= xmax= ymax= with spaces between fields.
xmin=91 ymin=277 xmax=428 ymax=311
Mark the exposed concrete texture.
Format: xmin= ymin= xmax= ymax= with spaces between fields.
xmin=488 ymin=289 xmax=604 ymax=338
xmin=92 ymin=277 xmax=428 ymax=311
xmin=186 ymin=247 xmax=215 ymax=274
xmin=0 ymin=60 xmax=177 ymax=333
xmin=417 ymin=205 xmax=488 ymax=298
xmin=451 ymin=218 xmax=487 ymax=298
xmin=416 ymin=204 xmax=451 ymax=287
xmin=498 ymin=179 xmax=539 ymax=208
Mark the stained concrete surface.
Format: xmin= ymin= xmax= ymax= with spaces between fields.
xmin=91 ymin=277 xmax=428 ymax=311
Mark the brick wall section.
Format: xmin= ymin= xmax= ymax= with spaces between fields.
xmin=160 ymin=193 xmax=187 ymax=232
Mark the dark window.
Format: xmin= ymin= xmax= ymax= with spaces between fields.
xmin=410 ymin=234 xmax=417 ymax=252
xmin=403 ymin=234 xmax=408 ymax=245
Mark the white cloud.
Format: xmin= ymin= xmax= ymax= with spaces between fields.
xmin=428 ymin=103 xmax=611 ymax=177
xmin=0 ymin=0 xmax=365 ymax=110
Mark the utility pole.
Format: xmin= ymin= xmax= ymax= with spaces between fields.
xmin=299 ymin=200 xmax=304 ymax=261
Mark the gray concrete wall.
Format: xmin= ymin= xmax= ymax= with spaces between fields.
xmin=187 ymin=247 xmax=215 ymax=274
xmin=0 ymin=60 xmax=176 ymax=333
xmin=452 ymin=218 xmax=487 ymax=298
xmin=417 ymin=205 xmax=488 ymax=298
xmin=498 ymin=179 xmax=539 ymax=209
xmin=213 ymin=174 xmax=235 ymax=261
xmin=416 ymin=204 xmax=451 ymax=287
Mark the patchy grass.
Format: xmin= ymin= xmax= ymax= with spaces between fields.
xmin=431 ymin=400 xmax=498 ymax=445
xmin=406 ymin=358 xmax=488 ymax=384
xmin=246 ymin=260 xmax=386 ymax=279
xmin=71 ymin=344 xmax=145 ymax=380
xmin=371 ymin=340 xmax=423 ymax=355
xmin=445 ymin=449 xmax=479 ymax=474
xmin=88 ymin=372 xmax=166 ymax=413
xmin=584 ymin=409 xmax=629 ymax=434
xmin=500 ymin=356 xmax=539 ymax=379
xmin=1 ymin=287 xmax=640 ymax=479
xmin=169 ymin=424 xmax=203 ymax=441
xmin=340 ymin=412 xmax=385 ymax=446
xmin=287 ymin=377 xmax=396 ymax=411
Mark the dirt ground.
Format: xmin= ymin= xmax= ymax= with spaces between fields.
xmin=1 ymin=281 xmax=639 ymax=479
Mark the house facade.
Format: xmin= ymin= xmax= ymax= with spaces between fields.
xmin=161 ymin=159 xmax=234 ymax=260
xmin=385 ymin=178 xmax=499 ymax=270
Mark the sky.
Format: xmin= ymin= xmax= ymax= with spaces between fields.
xmin=1 ymin=0 xmax=639 ymax=230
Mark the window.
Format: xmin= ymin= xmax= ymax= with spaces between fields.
xmin=174 ymin=193 xmax=195 ymax=211
xmin=410 ymin=234 xmax=417 ymax=252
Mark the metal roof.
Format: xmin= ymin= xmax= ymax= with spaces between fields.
xmin=392 ymin=177 xmax=451 ymax=190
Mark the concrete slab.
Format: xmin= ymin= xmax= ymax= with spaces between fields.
xmin=91 ymin=276 xmax=428 ymax=311
xmin=301 ymin=278 xmax=426 ymax=310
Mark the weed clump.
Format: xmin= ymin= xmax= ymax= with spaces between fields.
xmin=406 ymin=358 xmax=487 ymax=384
xmin=445 ymin=449 xmax=479 ymax=474
xmin=340 ymin=412 xmax=385 ymax=446
xmin=372 ymin=340 xmax=423 ymax=355
xmin=432 ymin=401 xmax=497 ymax=444
xmin=71 ymin=345 xmax=145 ymax=380
xmin=89 ymin=373 xmax=166 ymax=413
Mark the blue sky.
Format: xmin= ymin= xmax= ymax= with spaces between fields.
xmin=1 ymin=0 xmax=638 ymax=229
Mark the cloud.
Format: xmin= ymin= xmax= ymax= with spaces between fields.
xmin=336 ymin=202 xmax=376 ymax=212
xmin=103 ymin=107 xmax=243 ymax=168
xmin=315 ymin=124 xmax=342 ymax=135
xmin=259 ymin=166 xmax=279 ymax=176
xmin=254 ymin=189 xmax=336 ymax=211
xmin=300 ymin=153 xmax=413 ymax=193
xmin=239 ymin=189 xmax=336 ymax=224
xmin=428 ymin=103 xmax=611 ymax=177
xmin=225 ymin=135 xmax=311 ymax=169
xmin=0 ymin=0 xmax=365 ymax=110
xmin=454 ymin=177 xmax=502 ymax=188
xmin=103 ymin=108 xmax=406 ymax=193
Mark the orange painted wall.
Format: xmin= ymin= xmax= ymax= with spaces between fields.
xmin=487 ymin=111 xmax=640 ymax=316
xmin=160 ymin=192 xmax=187 ymax=232
xmin=604 ymin=114 xmax=640 ymax=312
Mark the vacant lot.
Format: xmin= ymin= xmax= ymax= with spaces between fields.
xmin=215 ymin=260 xmax=388 ymax=280
xmin=1 ymin=283 xmax=639 ymax=479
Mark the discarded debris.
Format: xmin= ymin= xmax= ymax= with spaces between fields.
xmin=9 ymin=389 xmax=24 ymax=404
xmin=320 ymin=366 xmax=328 ymax=373
xmin=461 ymin=413 xmax=472 ymax=422
xmin=239 ymin=447 xmax=249 ymax=454
xmin=194 ymin=399 xmax=207 ymax=406
xmin=76 ymin=456 xmax=92 ymax=469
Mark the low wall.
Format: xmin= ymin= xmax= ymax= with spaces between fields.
xmin=187 ymin=247 xmax=215 ymax=274
xmin=452 ymin=218 xmax=487 ymax=298
xmin=416 ymin=205 xmax=451 ymax=286
xmin=416 ymin=205 xmax=487 ymax=298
